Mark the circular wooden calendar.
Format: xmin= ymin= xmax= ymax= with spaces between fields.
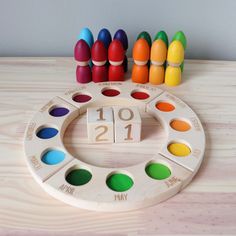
xmin=24 ymin=82 xmax=205 ymax=212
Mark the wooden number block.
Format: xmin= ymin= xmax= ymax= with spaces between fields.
xmin=87 ymin=107 xmax=114 ymax=143
xmin=113 ymin=106 xmax=141 ymax=143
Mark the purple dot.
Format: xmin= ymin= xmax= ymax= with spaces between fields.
xmin=49 ymin=107 xmax=69 ymax=117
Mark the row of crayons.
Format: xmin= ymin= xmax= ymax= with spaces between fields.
xmin=74 ymin=28 xmax=186 ymax=86
xmin=132 ymin=31 xmax=187 ymax=86
xmin=74 ymin=28 xmax=128 ymax=83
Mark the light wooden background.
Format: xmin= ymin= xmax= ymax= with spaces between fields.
xmin=0 ymin=58 xmax=235 ymax=235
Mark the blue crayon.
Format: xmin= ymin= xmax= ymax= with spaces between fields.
xmin=113 ymin=29 xmax=128 ymax=50
xmin=77 ymin=27 xmax=94 ymax=48
xmin=77 ymin=27 xmax=94 ymax=67
xmin=97 ymin=28 xmax=112 ymax=49
xmin=114 ymin=29 xmax=128 ymax=72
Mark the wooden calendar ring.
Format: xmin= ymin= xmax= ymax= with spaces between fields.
xmin=24 ymin=82 xmax=205 ymax=212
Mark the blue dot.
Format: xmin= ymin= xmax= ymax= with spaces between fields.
xmin=36 ymin=127 xmax=58 ymax=139
xmin=41 ymin=150 xmax=65 ymax=165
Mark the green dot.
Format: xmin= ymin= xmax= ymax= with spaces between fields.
xmin=145 ymin=163 xmax=171 ymax=180
xmin=66 ymin=169 xmax=92 ymax=186
xmin=106 ymin=173 xmax=133 ymax=192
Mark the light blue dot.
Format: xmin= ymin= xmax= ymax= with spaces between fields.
xmin=41 ymin=150 xmax=65 ymax=165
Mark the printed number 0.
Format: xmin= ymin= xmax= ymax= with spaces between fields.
xmin=95 ymin=125 xmax=108 ymax=142
xmin=118 ymin=108 xmax=134 ymax=141
xmin=118 ymin=108 xmax=134 ymax=121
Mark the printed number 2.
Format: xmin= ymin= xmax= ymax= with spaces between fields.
xmin=95 ymin=125 xmax=108 ymax=142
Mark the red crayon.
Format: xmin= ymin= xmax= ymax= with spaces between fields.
xmin=74 ymin=39 xmax=91 ymax=66
xmin=91 ymin=40 xmax=108 ymax=82
xmin=74 ymin=39 xmax=91 ymax=83
xmin=108 ymin=40 xmax=125 ymax=81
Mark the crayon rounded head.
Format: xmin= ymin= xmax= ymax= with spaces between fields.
xmin=150 ymin=39 xmax=167 ymax=65
xmin=74 ymin=39 xmax=91 ymax=65
xmin=114 ymin=29 xmax=128 ymax=50
xmin=133 ymin=38 xmax=150 ymax=65
xmin=137 ymin=31 xmax=152 ymax=47
xmin=154 ymin=31 xmax=169 ymax=47
xmin=108 ymin=40 xmax=125 ymax=65
xmin=97 ymin=28 xmax=112 ymax=49
xmin=91 ymin=40 xmax=107 ymax=66
xmin=167 ymin=41 xmax=184 ymax=66
xmin=172 ymin=31 xmax=187 ymax=49
xmin=78 ymin=27 xmax=94 ymax=48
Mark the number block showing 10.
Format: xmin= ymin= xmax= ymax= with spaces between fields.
xmin=113 ymin=106 xmax=141 ymax=143
xmin=87 ymin=107 xmax=114 ymax=143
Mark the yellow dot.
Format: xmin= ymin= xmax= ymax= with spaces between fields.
xmin=168 ymin=143 xmax=191 ymax=157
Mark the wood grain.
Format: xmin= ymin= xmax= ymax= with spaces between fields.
xmin=0 ymin=58 xmax=236 ymax=235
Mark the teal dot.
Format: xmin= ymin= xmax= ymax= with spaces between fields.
xmin=41 ymin=150 xmax=65 ymax=165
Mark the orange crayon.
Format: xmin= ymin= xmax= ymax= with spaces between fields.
xmin=149 ymin=39 xmax=167 ymax=85
xmin=132 ymin=38 xmax=150 ymax=83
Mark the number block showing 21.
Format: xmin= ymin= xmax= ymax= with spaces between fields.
xmin=87 ymin=107 xmax=114 ymax=143
xmin=113 ymin=106 xmax=141 ymax=143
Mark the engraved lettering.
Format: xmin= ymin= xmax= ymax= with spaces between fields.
xmin=26 ymin=122 xmax=36 ymax=141
xmin=190 ymin=117 xmax=201 ymax=131
xmin=114 ymin=193 xmax=128 ymax=201
xmin=40 ymin=100 xmax=54 ymax=112
xmin=99 ymin=82 xmax=122 ymax=86
xmin=30 ymin=156 xmax=42 ymax=170
xmin=165 ymin=176 xmax=181 ymax=188
xmin=135 ymin=84 xmax=156 ymax=91
xmin=192 ymin=149 xmax=201 ymax=158
xmin=65 ymin=86 xmax=87 ymax=95
xmin=59 ymin=184 xmax=75 ymax=195
xmin=165 ymin=94 xmax=186 ymax=108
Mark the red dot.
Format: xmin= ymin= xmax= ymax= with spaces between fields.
xmin=73 ymin=94 xmax=92 ymax=103
xmin=131 ymin=91 xmax=149 ymax=100
xmin=102 ymin=89 xmax=120 ymax=97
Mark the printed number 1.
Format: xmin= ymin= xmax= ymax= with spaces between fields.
xmin=124 ymin=124 xmax=133 ymax=140
xmin=96 ymin=108 xmax=105 ymax=121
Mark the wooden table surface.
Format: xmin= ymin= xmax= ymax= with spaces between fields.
xmin=0 ymin=58 xmax=235 ymax=235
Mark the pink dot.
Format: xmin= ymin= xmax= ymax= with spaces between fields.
xmin=73 ymin=94 xmax=92 ymax=103
xmin=102 ymin=89 xmax=120 ymax=97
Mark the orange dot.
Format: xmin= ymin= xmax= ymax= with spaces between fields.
xmin=170 ymin=119 xmax=191 ymax=132
xmin=156 ymin=102 xmax=175 ymax=112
